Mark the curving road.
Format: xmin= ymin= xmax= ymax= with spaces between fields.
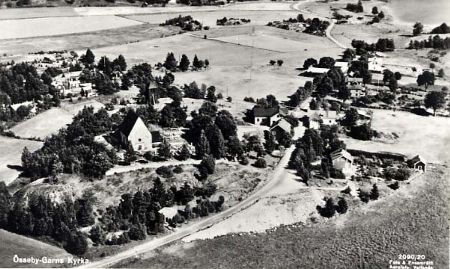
xmin=78 ymin=145 xmax=295 ymax=268
xmin=290 ymin=1 xmax=348 ymax=49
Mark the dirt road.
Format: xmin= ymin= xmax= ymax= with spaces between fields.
xmin=78 ymin=145 xmax=295 ymax=268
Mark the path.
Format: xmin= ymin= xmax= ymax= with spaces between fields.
xmin=290 ymin=1 xmax=348 ymax=49
xmin=78 ymin=144 xmax=296 ymax=268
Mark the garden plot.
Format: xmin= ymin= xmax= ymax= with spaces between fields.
xmin=0 ymin=136 xmax=42 ymax=185
xmin=0 ymin=15 xmax=142 ymax=40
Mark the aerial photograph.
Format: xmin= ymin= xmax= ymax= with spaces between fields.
xmin=0 ymin=0 xmax=448 ymax=268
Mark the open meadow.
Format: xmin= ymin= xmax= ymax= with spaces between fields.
xmin=0 ymin=136 xmax=42 ymax=185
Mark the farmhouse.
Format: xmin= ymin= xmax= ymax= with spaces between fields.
xmin=270 ymin=118 xmax=293 ymax=140
xmin=252 ymin=106 xmax=281 ymax=126
xmin=407 ymin=155 xmax=427 ymax=172
xmin=115 ymin=110 xmax=153 ymax=153
xmin=331 ymin=149 xmax=354 ymax=177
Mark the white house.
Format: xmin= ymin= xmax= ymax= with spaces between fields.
xmin=253 ymin=106 xmax=281 ymax=126
xmin=305 ymin=66 xmax=329 ymax=76
xmin=331 ymin=149 xmax=354 ymax=177
xmin=116 ymin=111 xmax=153 ymax=153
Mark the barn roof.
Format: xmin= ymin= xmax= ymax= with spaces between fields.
xmin=271 ymin=118 xmax=292 ymax=133
xmin=253 ymin=106 xmax=279 ymax=118
xmin=118 ymin=110 xmax=139 ymax=136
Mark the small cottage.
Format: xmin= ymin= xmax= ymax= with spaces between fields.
xmin=407 ymin=155 xmax=426 ymax=172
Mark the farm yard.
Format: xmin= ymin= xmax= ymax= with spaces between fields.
xmin=0 ymin=136 xmax=42 ymax=185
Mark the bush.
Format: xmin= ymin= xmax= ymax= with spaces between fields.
xmin=143 ymin=151 xmax=154 ymax=161
xmin=156 ymin=166 xmax=174 ymax=178
xmin=335 ymin=197 xmax=348 ymax=214
xmin=317 ymin=197 xmax=336 ymax=218
xmin=173 ymin=166 xmax=183 ymax=174
xmin=239 ymin=157 xmax=249 ymax=165
xmin=253 ymin=158 xmax=267 ymax=168
xmin=358 ymin=189 xmax=370 ymax=203
xmin=128 ymin=224 xmax=146 ymax=241
xmin=388 ymin=181 xmax=400 ymax=190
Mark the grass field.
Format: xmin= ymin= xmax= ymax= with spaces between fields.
xmin=0 ymin=229 xmax=69 ymax=268
xmin=118 ymin=165 xmax=449 ymax=269
xmin=0 ymin=15 xmax=142 ymax=40
xmin=0 ymin=136 xmax=42 ymax=185
xmin=10 ymin=99 xmax=104 ymax=140
xmin=343 ymin=109 xmax=450 ymax=163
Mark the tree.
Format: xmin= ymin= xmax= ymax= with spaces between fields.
xmin=81 ymin=48 xmax=95 ymax=65
xmin=90 ymin=225 xmax=106 ymax=245
xmin=254 ymin=158 xmax=267 ymax=168
xmin=124 ymin=144 xmax=137 ymax=164
xmin=128 ymin=224 xmax=147 ymax=240
xmin=113 ymin=55 xmax=127 ymax=71
xmin=263 ymin=130 xmax=276 ymax=153
xmin=163 ymin=52 xmax=178 ymax=71
xmin=269 ymin=60 xmax=276 ymax=66
xmin=378 ymin=11 xmax=385 ymax=19
xmin=321 ymin=158 xmax=330 ymax=178
xmin=0 ymin=182 xmax=11 ymax=228
xmin=336 ymin=197 xmax=348 ymax=214
xmin=318 ymin=57 xmax=335 ymax=69
xmin=177 ymin=144 xmax=191 ymax=160
xmin=195 ymin=130 xmax=210 ymax=158
xmin=179 ymin=54 xmax=190 ymax=72
xmin=358 ymin=189 xmax=370 ymax=203
xmin=370 ymin=184 xmax=379 ymax=200
xmin=75 ymin=198 xmax=95 ymax=227
xmin=206 ymin=125 xmax=226 ymax=159
xmin=192 ymin=55 xmax=201 ymax=69
xmin=413 ymin=22 xmax=423 ymax=36
xmin=303 ymin=58 xmax=317 ymax=69
xmin=424 ymin=91 xmax=446 ymax=115
xmin=65 ymin=231 xmax=88 ymax=255
xmin=318 ymin=197 xmax=336 ymax=218
xmin=338 ymin=86 xmax=351 ymax=101
xmin=371 ymin=6 xmax=378 ymax=15
xmin=438 ymin=69 xmax=445 ymax=78
xmin=200 ymin=155 xmax=215 ymax=174
xmin=417 ymin=71 xmax=435 ymax=88
xmin=206 ymin=86 xmax=217 ymax=103
xmin=158 ymin=139 xmax=172 ymax=160
xmin=277 ymin=60 xmax=284 ymax=66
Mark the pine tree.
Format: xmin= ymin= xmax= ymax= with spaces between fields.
xmin=179 ymin=54 xmax=190 ymax=71
xmin=177 ymin=144 xmax=191 ymax=161
xmin=192 ymin=55 xmax=200 ymax=69
xmin=370 ymin=184 xmax=379 ymax=200
xmin=163 ymin=52 xmax=178 ymax=71
xmin=263 ymin=130 xmax=276 ymax=153
xmin=207 ymin=125 xmax=226 ymax=159
xmin=82 ymin=48 xmax=95 ymax=65
xmin=195 ymin=130 xmax=210 ymax=158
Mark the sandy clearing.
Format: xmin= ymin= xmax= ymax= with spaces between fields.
xmin=343 ymin=109 xmax=450 ymax=163
xmin=0 ymin=136 xmax=42 ymax=185
xmin=0 ymin=15 xmax=142 ymax=40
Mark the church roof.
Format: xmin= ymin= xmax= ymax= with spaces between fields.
xmin=118 ymin=110 xmax=139 ymax=136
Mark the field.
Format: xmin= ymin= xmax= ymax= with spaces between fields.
xmin=10 ymin=99 xmax=104 ymax=139
xmin=93 ymin=26 xmax=341 ymax=101
xmin=343 ymin=109 xmax=450 ymax=163
xmin=0 ymin=229 xmax=69 ymax=268
xmin=0 ymin=136 xmax=42 ymax=185
xmin=118 ymin=165 xmax=449 ymax=269
xmin=0 ymin=15 xmax=142 ymax=40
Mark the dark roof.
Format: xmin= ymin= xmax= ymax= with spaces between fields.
xmin=118 ymin=110 xmax=139 ymax=136
xmin=253 ymin=106 xmax=279 ymax=118
xmin=407 ymin=155 xmax=426 ymax=165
